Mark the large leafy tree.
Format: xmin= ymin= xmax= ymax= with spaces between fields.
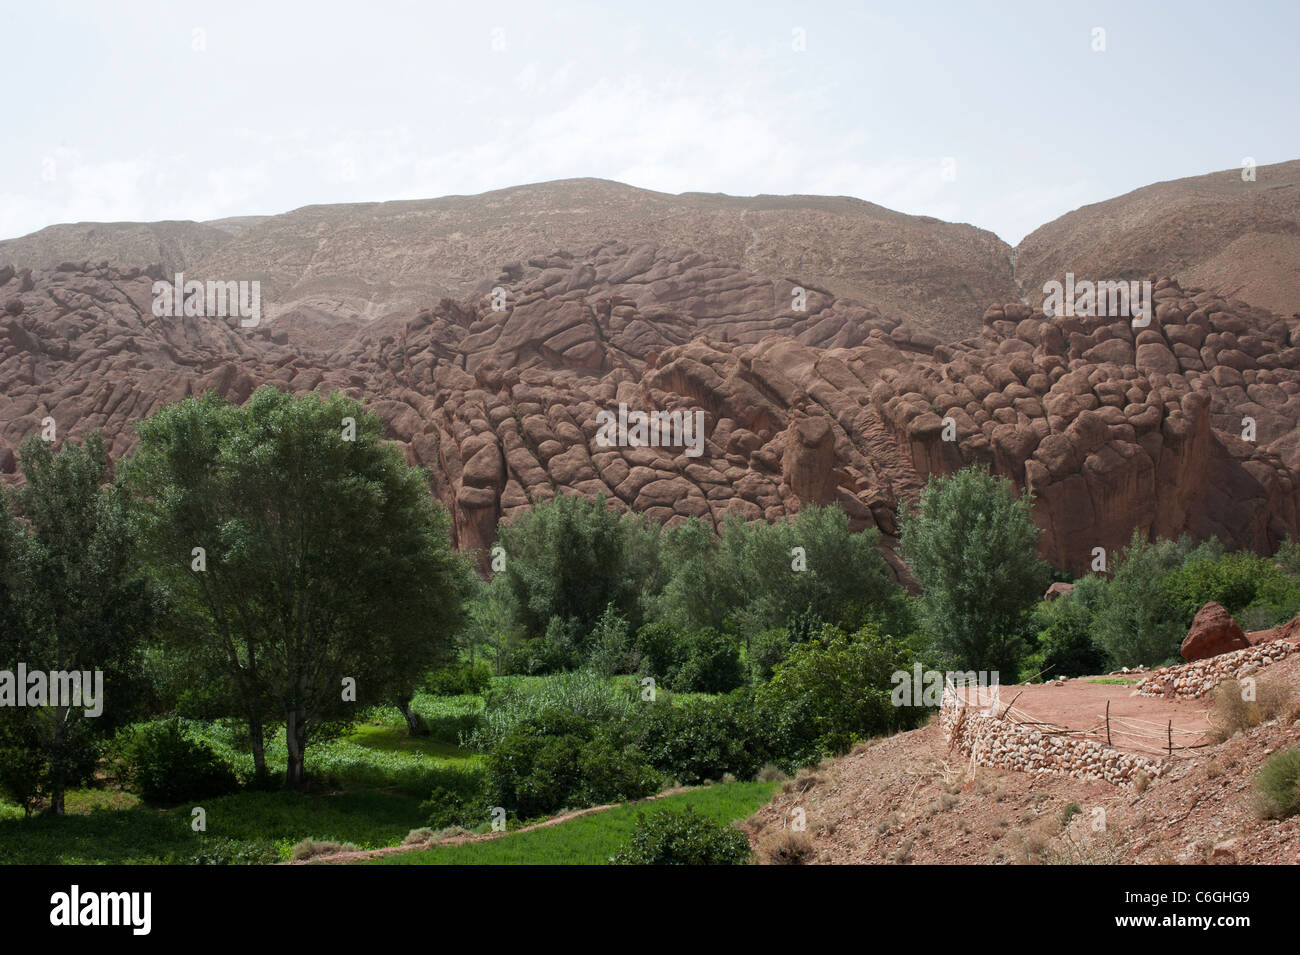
xmin=655 ymin=505 xmax=902 ymax=641
xmin=495 ymin=492 xmax=658 ymax=642
xmin=899 ymin=465 xmax=1048 ymax=675
xmin=124 ymin=387 xmax=474 ymax=786
xmin=0 ymin=434 xmax=154 ymax=815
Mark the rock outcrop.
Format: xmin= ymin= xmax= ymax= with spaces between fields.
xmin=1180 ymin=603 xmax=1250 ymax=662
xmin=3 ymin=242 xmax=1300 ymax=577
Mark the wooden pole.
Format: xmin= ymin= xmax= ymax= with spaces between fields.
xmin=1106 ymin=700 xmax=1111 ymax=746
xmin=1168 ymin=720 xmax=1173 ymax=756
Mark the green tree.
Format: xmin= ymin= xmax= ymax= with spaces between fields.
xmin=124 ymin=387 xmax=473 ymax=786
xmin=0 ymin=434 xmax=155 ymax=814
xmin=1093 ymin=532 xmax=1218 ymax=668
xmin=898 ymin=465 xmax=1048 ymax=675
xmin=495 ymin=492 xmax=657 ymax=642
xmin=1026 ymin=574 xmax=1109 ymax=679
xmin=655 ymin=505 xmax=902 ymax=641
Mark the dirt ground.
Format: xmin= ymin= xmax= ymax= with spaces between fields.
xmin=745 ymin=655 xmax=1300 ymax=865
xmin=955 ymin=676 xmax=1212 ymax=758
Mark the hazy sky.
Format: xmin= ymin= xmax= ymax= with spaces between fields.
xmin=3 ymin=0 xmax=1296 ymax=245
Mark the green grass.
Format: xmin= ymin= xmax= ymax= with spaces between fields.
xmin=1086 ymin=678 xmax=1136 ymax=685
xmin=0 ymin=700 xmax=485 ymax=864
xmin=0 ymin=787 xmax=427 ymax=864
xmin=369 ymin=781 xmax=778 ymax=865
xmin=0 ymin=677 xmax=758 ymax=865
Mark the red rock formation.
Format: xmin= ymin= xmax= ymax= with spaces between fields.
xmin=1180 ymin=603 xmax=1250 ymax=662
xmin=3 ymin=247 xmax=1300 ymax=580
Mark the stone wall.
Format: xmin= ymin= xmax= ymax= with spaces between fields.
xmin=1135 ymin=638 xmax=1300 ymax=700
xmin=940 ymin=687 xmax=1166 ymax=789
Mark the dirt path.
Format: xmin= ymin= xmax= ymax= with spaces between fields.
xmin=287 ymin=787 xmax=696 ymax=865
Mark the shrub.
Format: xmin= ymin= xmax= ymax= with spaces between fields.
xmin=586 ymin=605 xmax=639 ymax=677
xmin=1027 ymin=576 xmax=1109 ymax=678
xmin=466 ymin=669 xmax=635 ymax=752
xmin=422 ymin=772 xmax=492 ymax=830
xmin=1093 ymin=533 xmax=1216 ymax=668
xmin=1162 ymin=550 xmax=1296 ymax=627
xmin=759 ymin=623 xmax=927 ymax=766
xmin=635 ymin=624 xmax=742 ymax=693
xmin=172 ymin=839 xmax=279 ymax=866
xmin=116 ymin=719 xmax=240 ymax=804
xmin=757 ymin=829 xmax=815 ymax=865
xmin=290 ymin=839 xmax=359 ymax=861
xmin=634 ymin=621 xmax=688 ymax=684
xmin=485 ymin=708 xmax=658 ymax=820
xmin=425 ymin=661 xmax=492 ymax=697
xmin=672 ymin=628 xmax=744 ymax=693
xmin=747 ymin=628 xmax=794 ymax=684
xmin=1252 ymin=748 xmax=1300 ymax=820
xmin=610 ymin=806 xmax=752 ymax=865
xmin=635 ymin=688 xmax=774 ymax=784
xmin=1207 ymin=679 xmax=1295 ymax=743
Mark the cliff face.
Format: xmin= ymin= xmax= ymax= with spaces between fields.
xmin=871 ymin=281 xmax=1300 ymax=573
xmin=3 ymin=242 xmax=1299 ymax=577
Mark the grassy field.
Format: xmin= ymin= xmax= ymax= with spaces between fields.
xmin=0 ymin=682 xmax=774 ymax=865
xmin=0 ymin=693 xmax=485 ymax=864
xmin=369 ymin=781 xmax=778 ymax=865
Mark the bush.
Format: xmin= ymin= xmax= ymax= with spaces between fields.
xmin=116 ymin=719 xmax=240 ymax=804
xmin=290 ymin=839 xmax=359 ymax=861
xmin=1027 ymin=576 xmax=1109 ymax=679
xmin=757 ymin=829 xmax=815 ymax=865
xmin=635 ymin=624 xmax=743 ymax=693
xmin=425 ymin=661 xmax=492 ymax=697
xmin=610 ymin=806 xmax=752 ymax=865
xmin=1162 ymin=551 xmax=1293 ymax=627
xmin=635 ymin=689 xmax=774 ymax=784
xmin=1207 ymin=679 xmax=1295 ymax=743
xmin=586 ymin=605 xmax=639 ymax=677
xmin=672 ymin=628 xmax=744 ymax=694
xmin=1252 ymin=748 xmax=1300 ymax=820
xmin=422 ymin=771 xmax=492 ymax=830
xmin=466 ymin=669 xmax=635 ymax=752
xmin=747 ymin=628 xmax=794 ymax=684
xmin=498 ymin=617 xmax=581 ymax=675
xmin=759 ymin=623 xmax=927 ymax=766
xmin=485 ymin=708 xmax=659 ymax=820
xmin=172 ymin=839 xmax=279 ymax=866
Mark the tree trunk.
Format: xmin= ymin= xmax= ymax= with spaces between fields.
xmin=399 ymin=697 xmax=428 ymax=737
xmin=49 ymin=786 xmax=65 ymax=816
xmin=285 ymin=710 xmax=307 ymax=788
xmin=248 ymin=718 xmax=269 ymax=788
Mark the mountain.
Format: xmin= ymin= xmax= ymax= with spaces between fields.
xmin=1016 ymin=159 xmax=1300 ymax=319
xmin=0 ymin=179 xmax=1018 ymax=341
xmin=3 ymin=165 xmax=1300 ymax=575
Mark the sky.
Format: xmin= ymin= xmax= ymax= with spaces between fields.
xmin=2 ymin=0 xmax=1297 ymax=245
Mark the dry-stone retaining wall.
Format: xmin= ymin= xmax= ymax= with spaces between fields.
xmin=940 ymin=687 xmax=1166 ymax=789
xmin=1136 ymin=638 xmax=1300 ymax=699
